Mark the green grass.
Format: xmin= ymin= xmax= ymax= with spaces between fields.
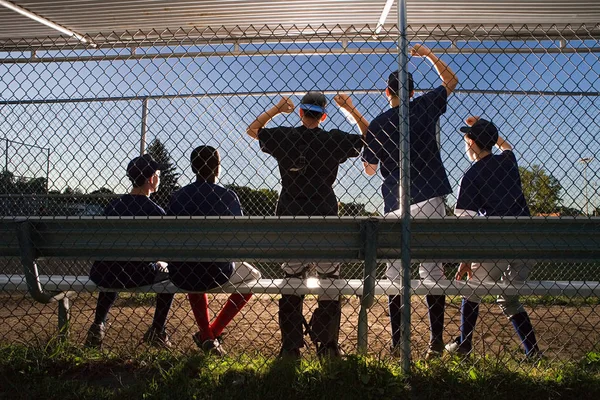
xmin=1 ymin=342 xmax=599 ymax=400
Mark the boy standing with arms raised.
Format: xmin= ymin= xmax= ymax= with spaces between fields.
xmin=362 ymin=44 xmax=459 ymax=358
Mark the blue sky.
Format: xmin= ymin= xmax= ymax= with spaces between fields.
xmin=1 ymin=38 xmax=599 ymax=213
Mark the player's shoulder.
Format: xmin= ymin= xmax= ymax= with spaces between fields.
xmin=215 ymin=183 xmax=238 ymax=197
xmin=324 ymin=127 xmax=351 ymax=137
xmin=372 ymin=107 xmax=398 ymax=125
xmin=413 ymin=85 xmax=447 ymax=104
xmin=258 ymin=125 xmax=295 ymax=142
xmin=498 ymin=149 xmax=517 ymax=162
xmin=463 ymin=163 xmax=481 ymax=181
xmin=169 ymin=184 xmax=189 ymax=199
xmin=103 ymin=196 xmax=123 ymax=215
xmin=260 ymin=125 xmax=296 ymax=135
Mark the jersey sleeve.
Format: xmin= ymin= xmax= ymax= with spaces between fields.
xmin=154 ymin=204 xmax=167 ymax=216
xmin=329 ymin=129 xmax=364 ymax=162
xmin=258 ymin=127 xmax=287 ymax=159
xmin=421 ymin=85 xmax=448 ymax=120
xmin=501 ymin=150 xmax=518 ymax=164
xmin=227 ymin=191 xmax=244 ymax=216
xmin=455 ymin=171 xmax=481 ymax=214
xmin=361 ymin=119 xmax=381 ymax=165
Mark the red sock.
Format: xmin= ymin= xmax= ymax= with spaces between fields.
xmin=188 ymin=293 xmax=213 ymax=341
xmin=210 ymin=293 xmax=252 ymax=338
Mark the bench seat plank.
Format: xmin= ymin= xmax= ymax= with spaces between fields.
xmin=2 ymin=275 xmax=599 ymax=298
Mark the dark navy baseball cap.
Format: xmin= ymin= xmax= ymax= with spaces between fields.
xmin=127 ymin=154 xmax=167 ymax=186
xmin=460 ymin=118 xmax=499 ymax=150
xmin=300 ymin=91 xmax=327 ymax=114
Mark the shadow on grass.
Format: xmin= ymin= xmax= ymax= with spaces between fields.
xmin=0 ymin=342 xmax=599 ymax=400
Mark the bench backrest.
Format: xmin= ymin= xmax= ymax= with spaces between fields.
xmin=4 ymin=216 xmax=600 ymax=261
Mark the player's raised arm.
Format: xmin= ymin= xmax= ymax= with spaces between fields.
xmin=411 ymin=44 xmax=459 ymax=96
xmin=495 ymin=135 xmax=512 ymax=151
xmin=246 ymin=97 xmax=294 ymax=140
xmin=465 ymin=115 xmax=512 ymax=151
xmin=333 ymin=93 xmax=369 ymax=138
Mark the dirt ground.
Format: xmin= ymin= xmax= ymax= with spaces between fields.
xmin=1 ymin=291 xmax=599 ymax=362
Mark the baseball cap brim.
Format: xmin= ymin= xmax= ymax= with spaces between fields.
xmin=299 ymin=103 xmax=326 ymax=114
xmin=459 ymin=126 xmax=471 ymax=134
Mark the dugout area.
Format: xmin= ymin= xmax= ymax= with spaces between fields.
xmin=1 ymin=0 xmax=600 ymax=375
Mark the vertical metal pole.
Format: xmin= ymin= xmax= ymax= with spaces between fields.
xmin=579 ymin=157 xmax=594 ymax=216
xmin=5 ymin=138 xmax=8 ymax=172
xmin=46 ymin=148 xmax=50 ymax=212
xmin=585 ymin=163 xmax=589 ymax=215
xmin=398 ymin=0 xmax=412 ymax=375
xmin=140 ymin=98 xmax=149 ymax=155
xmin=358 ymin=218 xmax=379 ymax=354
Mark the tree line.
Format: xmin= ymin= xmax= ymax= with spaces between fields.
xmin=0 ymin=140 xmax=588 ymax=217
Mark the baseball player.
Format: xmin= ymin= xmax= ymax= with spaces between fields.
xmin=86 ymin=154 xmax=174 ymax=349
xmin=246 ymin=91 xmax=368 ymax=358
xmin=362 ymin=44 xmax=459 ymax=359
xmin=445 ymin=116 xmax=541 ymax=358
xmin=167 ymin=145 xmax=261 ymax=355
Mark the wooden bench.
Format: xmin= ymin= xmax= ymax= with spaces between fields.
xmin=1 ymin=216 xmax=600 ymax=352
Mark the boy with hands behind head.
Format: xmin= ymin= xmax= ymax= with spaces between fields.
xmin=247 ymin=91 xmax=368 ymax=359
xmin=447 ymin=116 xmax=541 ymax=358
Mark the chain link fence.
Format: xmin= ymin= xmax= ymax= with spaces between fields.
xmin=1 ymin=24 xmax=599 ymax=368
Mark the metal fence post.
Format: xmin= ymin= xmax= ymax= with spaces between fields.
xmin=398 ymin=0 xmax=412 ymax=375
xmin=140 ymin=97 xmax=149 ymax=155
xmin=358 ymin=218 xmax=379 ymax=353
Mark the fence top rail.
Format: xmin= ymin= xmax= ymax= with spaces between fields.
xmin=1 ymin=21 xmax=599 ymax=52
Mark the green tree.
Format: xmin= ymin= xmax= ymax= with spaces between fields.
xmin=519 ymin=165 xmax=562 ymax=215
xmin=88 ymin=187 xmax=115 ymax=208
xmin=0 ymin=170 xmax=15 ymax=194
xmin=225 ymin=184 xmax=279 ymax=216
xmin=147 ymin=140 xmax=180 ymax=209
xmin=338 ymin=201 xmax=379 ymax=217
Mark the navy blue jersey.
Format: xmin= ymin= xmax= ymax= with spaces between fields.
xmin=168 ymin=181 xmax=242 ymax=216
xmin=362 ymin=85 xmax=452 ymax=212
xmin=104 ymin=194 xmax=166 ymax=216
xmin=456 ymin=150 xmax=530 ymax=217
xmin=90 ymin=194 xmax=166 ymax=288
xmin=259 ymin=125 xmax=363 ymax=216
xmin=166 ymin=180 xmax=242 ymax=291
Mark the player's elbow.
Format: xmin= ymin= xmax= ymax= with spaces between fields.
xmin=445 ymin=75 xmax=459 ymax=95
xmin=363 ymin=163 xmax=377 ymax=176
xmin=246 ymin=127 xmax=259 ymax=140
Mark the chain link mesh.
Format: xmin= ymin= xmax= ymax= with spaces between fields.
xmin=1 ymin=24 xmax=599 ymax=368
